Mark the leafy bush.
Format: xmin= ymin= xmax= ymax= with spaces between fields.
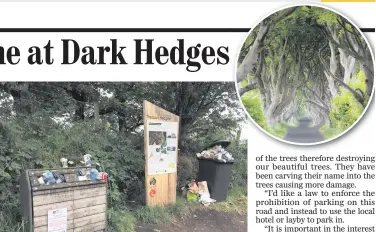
xmin=0 ymin=119 xmax=145 ymax=229
xmin=329 ymin=90 xmax=363 ymax=131
xmin=0 ymin=121 xmax=33 ymax=215
xmin=241 ymin=90 xmax=269 ymax=131
xmin=352 ymin=71 xmax=366 ymax=91
xmin=325 ymin=71 xmax=368 ymax=138
xmin=228 ymin=142 xmax=247 ymax=189
xmin=177 ymin=156 xmax=198 ymax=191
xmin=241 ymin=90 xmax=289 ymax=139
xmin=320 ymin=125 xmax=344 ymax=139
xmin=270 ymin=122 xmax=289 ymax=139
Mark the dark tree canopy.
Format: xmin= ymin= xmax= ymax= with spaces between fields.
xmin=0 ymin=82 xmax=244 ymax=148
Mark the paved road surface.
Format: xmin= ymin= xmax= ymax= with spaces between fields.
xmin=284 ymin=117 xmax=325 ymax=144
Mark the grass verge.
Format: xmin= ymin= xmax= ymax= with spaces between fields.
xmin=135 ymin=197 xmax=198 ymax=224
xmin=108 ymin=208 xmax=136 ymax=232
xmin=0 ymin=209 xmax=26 ymax=232
xmin=211 ymin=185 xmax=247 ymax=215
xmin=320 ymin=125 xmax=343 ymax=139
xmin=136 ymin=185 xmax=247 ymax=225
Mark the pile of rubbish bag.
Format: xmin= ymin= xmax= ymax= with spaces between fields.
xmin=186 ymin=181 xmax=216 ymax=206
xmin=196 ymin=145 xmax=234 ymax=163
xmin=36 ymin=154 xmax=108 ymax=186
xmin=37 ymin=171 xmax=66 ymax=185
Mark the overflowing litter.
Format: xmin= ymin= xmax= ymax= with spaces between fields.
xmin=21 ymin=155 xmax=109 ymax=232
xmin=186 ymin=181 xmax=217 ymax=206
xmin=35 ymin=154 xmax=108 ymax=186
xmin=197 ymin=181 xmax=216 ymax=206
xmin=196 ymin=145 xmax=234 ymax=163
xmin=187 ymin=182 xmax=199 ymax=201
xmin=194 ymin=140 xmax=235 ymax=202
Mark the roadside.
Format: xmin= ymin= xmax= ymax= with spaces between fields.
xmin=131 ymin=186 xmax=247 ymax=232
xmin=136 ymin=209 xmax=247 ymax=232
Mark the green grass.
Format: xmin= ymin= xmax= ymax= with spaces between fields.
xmin=108 ymin=209 xmax=136 ymax=232
xmin=320 ymin=125 xmax=344 ymax=139
xmin=135 ymin=197 xmax=198 ymax=224
xmin=270 ymin=122 xmax=291 ymax=139
xmin=211 ymin=185 xmax=248 ymax=215
xmin=136 ymin=185 xmax=247 ymax=226
xmin=0 ymin=210 xmax=27 ymax=232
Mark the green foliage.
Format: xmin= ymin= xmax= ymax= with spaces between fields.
xmin=270 ymin=123 xmax=289 ymax=139
xmin=228 ymin=142 xmax=247 ymax=188
xmin=324 ymin=71 xmax=367 ymax=139
xmin=350 ymin=71 xmax=368 ymax=101
xmin=329 ymin=90 xmax=363 ymax=131
xmin=312 ymin=8 xmax=338 ymax=26
xmin=0 ymin=119 xmax=145 ymax=231
xmin=240 ymin=75 xmax=253 ymax=88
xmin=241 ymin=90 xmax=269 ymax=132
xmin=241 ymin=90 xmax=288 ymax=138
xmin=177 ymin=156 xmax=198 ymax=191
xmin=243 ymin=30 xmax=258 ymax=48
xmin=0 ymin=122 xmax=32 ymax=214
xmin=320 ymin=125 xmax=343 ymax=140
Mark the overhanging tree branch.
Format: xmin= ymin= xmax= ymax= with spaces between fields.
xmin=319 ymin=43 xmax=365 ymax=106
xmin=239 ymin=82 xmax=258 ymax=96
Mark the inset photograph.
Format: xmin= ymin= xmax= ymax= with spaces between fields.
xmin=236 ymin=5 xmax=374 ymax=145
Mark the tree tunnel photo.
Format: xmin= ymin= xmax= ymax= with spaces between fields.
xmin=236 ymin=5 xmax=374 ymax=144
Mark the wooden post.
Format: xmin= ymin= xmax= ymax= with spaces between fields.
xmin=143 ymin=100 xmax=179 ymax=206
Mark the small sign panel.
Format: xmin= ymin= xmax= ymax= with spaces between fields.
xmin=48 ymin=208 xmax=67 ymax=232
xmin=147 ymin=120 xmax=178 ymax=175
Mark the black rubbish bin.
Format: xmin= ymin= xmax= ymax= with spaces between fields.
xmin=197 ymin=140 xmax=234 ymax=202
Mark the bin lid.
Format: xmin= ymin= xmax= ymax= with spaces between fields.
xmin=197 ymin=157 xmax=235 ymax=164
xmin=205 ymin=140 xmax=231 ymax=150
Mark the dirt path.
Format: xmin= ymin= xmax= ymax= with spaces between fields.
xmin=136 ymin=209 xmax=247 ymax=232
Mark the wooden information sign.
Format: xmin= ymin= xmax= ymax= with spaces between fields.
xmin=143 ymin=100 xmax=180 ymax=206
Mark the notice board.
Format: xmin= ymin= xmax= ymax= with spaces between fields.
xmin=143 ymin=100 xmax=180 ymax=206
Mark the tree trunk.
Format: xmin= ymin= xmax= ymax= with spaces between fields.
xmin=94 ymin=101 xmax=99 ymax=123
xmin=74 ymin=102 xmax=85 ymax=121
xmin=339 ymin=50 xmax=356 ymax=84
xmin=325 ymin=41 xmax=338 ymax=97
xmin=236 ymin=21 xmax=270 ymax=83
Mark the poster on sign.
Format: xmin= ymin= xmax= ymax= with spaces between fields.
xmin=48 ymin=208 xmax=67 ymax=232
xmin=147 ymin=121 xmax=179 ymax=175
